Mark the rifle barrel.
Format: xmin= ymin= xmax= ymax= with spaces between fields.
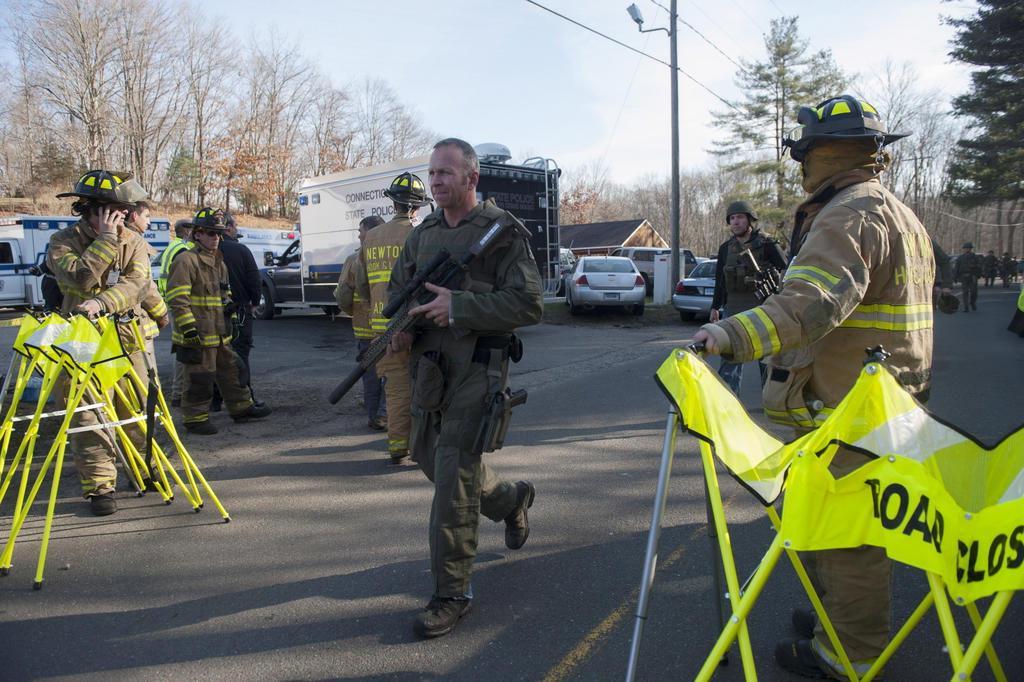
xmin=328 ymin=365 xmax=364 ymax=405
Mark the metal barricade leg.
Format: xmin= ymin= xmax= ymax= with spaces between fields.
xmin=625 ymin=408 xmax=680 ymax=682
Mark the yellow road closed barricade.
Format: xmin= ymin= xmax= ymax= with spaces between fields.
xmin=627 ymin=347 xmax=1021 ymax=682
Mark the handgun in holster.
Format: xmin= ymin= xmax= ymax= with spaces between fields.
xmin=472 ymin=333 xmax=527 ymax=456
xmin=474 ymin=387 xmax=528 ymax=456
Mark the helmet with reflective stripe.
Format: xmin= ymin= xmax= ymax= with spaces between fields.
xmin=383 ymin=172 xmax=430 ymax=207
xmin=782 ymin=95 xmax=910 ymax=162
xmin=56 ymin=170 xmax=134 ymax=204
xmin=189 ymin=207 xmax=226 ymax=232
xmin=725 ymin=200 xmax=758 ymax=224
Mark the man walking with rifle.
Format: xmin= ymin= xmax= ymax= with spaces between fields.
xmin=709 ymin=200 xmax=787 ymax=393
xmin=385 ymin=138 xmax=544 ymax=639
xmin=354 ymin=173 xmax=431 ymax=465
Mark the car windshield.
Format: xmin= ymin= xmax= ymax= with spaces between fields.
xmin=584 ymin=259 xmax=634 ymax=273
xmin=689 ymin=261 xmax=716 ymax=278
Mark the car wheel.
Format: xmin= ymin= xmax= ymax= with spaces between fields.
xmin=632 ymin=302 xmax=644 ymax=316
xmin=255 ymin=286 xmax=275 ymax=320
xmin=679 ymin=311 xmax=695 ymax=322
xmin=568 ymin=291 xmax=580 ymax=316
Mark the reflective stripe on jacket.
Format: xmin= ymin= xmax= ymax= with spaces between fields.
xmin=716 ymin=169 xmax=934 ymax=413
xmin=46 ymin=220 xmax=155 ymax=349
xmin=336 ymin=250 xmax=373 ymax=339
xmin=158 ymin=238 xmax=192 ymax=295
xmin=357 ymin=215 xmax=414 ymax=334
xmin=166 ymin=245 xmax=231 ymax=347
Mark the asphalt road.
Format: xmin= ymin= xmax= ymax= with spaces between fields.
xmin=0 ymin=285 xmax=1022 ymax=681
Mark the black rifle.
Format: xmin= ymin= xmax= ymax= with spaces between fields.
xmin=328 ymin=216 xmax=520 ymax=405
xmin=738 ymin=248 xmax=782 ymax=303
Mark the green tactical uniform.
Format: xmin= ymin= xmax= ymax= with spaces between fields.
xmin=712 ymin=230 xmax=787 ymax=316
xmin=389 ymin=199 xmax=543 ymax=599
xmin=953 ymin=249 xmax=982 ymax=311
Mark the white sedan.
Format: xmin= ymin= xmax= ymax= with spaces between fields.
xmin=564 ymin=256 xmax=646 ymax=316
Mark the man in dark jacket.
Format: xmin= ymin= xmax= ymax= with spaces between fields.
xmin=709 ymin=200 xmax=787 ymax=393
xmin=211 ymin=210 xmax=263 ymax=409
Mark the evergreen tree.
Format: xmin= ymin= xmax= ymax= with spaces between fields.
xmin=711 ymin=17 xmax=846 ymax=229
xmin=945 ymin=0 xmax=1024 ymax=205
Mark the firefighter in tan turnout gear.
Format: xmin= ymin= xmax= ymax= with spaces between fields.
xmin=694 ymin=96 xmax=934 ymax=679
xmin=354 ymin=173 xmax=431 ymax=465
xmin=47 ymin=170 xmax=159 ymax=516
xmin=165 ymin=208 xmax=271 ymax=435
xmin=335 ymin=215 xmax=386 ymax=430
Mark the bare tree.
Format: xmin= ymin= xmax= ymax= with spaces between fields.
xmin=559 ymin=159 xmax=611 ymax=226
xmin=180 ymin=6 xmax=231 ymax=206
xmin=12 ymin=0 xmax=121 ymax=166
xmin=113 ymin=0 xmax=186 ymax=191
xmin=307 ymin=84 xmax=356 ymax=176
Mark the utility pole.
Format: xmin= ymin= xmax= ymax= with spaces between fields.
xmin=627 ymin=1 xmax=681 ymax=285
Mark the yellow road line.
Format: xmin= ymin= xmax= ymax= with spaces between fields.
xmin=543 ymin=496 xmax=737 ymax=681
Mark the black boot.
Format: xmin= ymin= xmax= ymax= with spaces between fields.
xmin=504 ymin=481 xmax=535 ymax=550
xmin=413 ymin=597 xmax=472 ymax=638
xmin=185 ymin=420 xmax=218 ymax=435
xmin=232 ymin=402 xmax=272 ymax=422
xmin=774 ymin=639 xmax=830 ymax=679
xmin=89 ymin=493 xmax=118 ymax=517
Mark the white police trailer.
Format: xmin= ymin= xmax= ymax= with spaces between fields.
xmin=257 ymin=144 xmax=561 ymax=319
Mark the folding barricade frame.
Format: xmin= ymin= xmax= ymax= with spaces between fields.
xmin=0 ymin=312 xmax=230 ymax=589
xmin=626 ymin=348 xmax=1015 ymax=682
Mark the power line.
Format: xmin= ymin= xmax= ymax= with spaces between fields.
xmin=683 ymin=0 xmax=746 ymax=54
xmin=648 ymin=0 xmax=746 ymax=71
xmin=767 ymin=0 xmax=784 ymax=15
xmin=729 ymin=0 xmax=766 ymax=33
xmin=522 ymin=0 xmax=739 ymax=111
xmin=602 ymin=32 xmax=653 ymax=166
xmin=936 ymin=209 xmax=1024 ymax=228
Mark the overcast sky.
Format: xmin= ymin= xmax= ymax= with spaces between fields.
xmin=199 ymin=1 xmax=973 ymax=183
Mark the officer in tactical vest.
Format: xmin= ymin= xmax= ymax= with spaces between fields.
xmin=387 ymin=138 xmax=543 ymax=639
xmin=336 ymin=215 xmax=387 ymax=430
xmin=165 ymin=208 xmax=271 ymax=435
xmin=953 ymin=242 xmax=982 ymax=312
xmin=982 ymin=249 xmax=998 ymax=287
xmin=709 ymin=200 xmax=787 ymax=393
xmin=1000 ymin=252 xmax=1015 ymax=287
xmin=694 ymin=96 xmax=934 ymax=678
xmin=354 ymin=172 xmax=432 ymax=465
xmin=160 ymin=219 xmax=194 ymax=406
xmin=47 ymin=171 xmax=159 ymax=516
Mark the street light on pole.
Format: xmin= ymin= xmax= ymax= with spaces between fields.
xmin=626 ymin=1 xmax=681 ymax=288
